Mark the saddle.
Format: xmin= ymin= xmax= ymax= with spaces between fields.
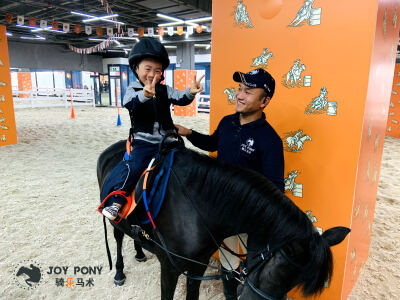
xmin=98 ymin=134 xmax=183 ymax=225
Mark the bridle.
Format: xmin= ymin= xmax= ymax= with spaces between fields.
xmin=238 ymin=244 xmax=305 ymax=300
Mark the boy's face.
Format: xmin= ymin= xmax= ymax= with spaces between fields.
xmin=135 ymin=58 xmax=163 ymax=84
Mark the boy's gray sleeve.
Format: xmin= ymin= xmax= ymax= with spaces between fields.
xmin=166 ymin=85 xmax=195 ymax=106
xmin=123 ymin=85 xmax=152 ymax=110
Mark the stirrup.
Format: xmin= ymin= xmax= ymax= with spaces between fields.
xmin=97 ymin=190 xmax=132 ymax=224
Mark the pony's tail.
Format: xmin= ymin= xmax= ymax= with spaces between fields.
xmin=301 ymin=232 xmax=333 ymax=296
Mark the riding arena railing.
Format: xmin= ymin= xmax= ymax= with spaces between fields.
xmin=12 ymin=88 xmax=95 ymax=109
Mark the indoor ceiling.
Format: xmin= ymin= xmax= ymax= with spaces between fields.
xmin=0 ymin=0 xmax=213 ymax=57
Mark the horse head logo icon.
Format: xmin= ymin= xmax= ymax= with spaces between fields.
xmin=14 ymin=261 xmax=42 ymax=289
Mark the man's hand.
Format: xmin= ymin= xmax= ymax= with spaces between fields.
xmin=143 ymin=74 xmax=161 ymax=98
xmin=175 ymin=124 xmax=192 ymax=136
xmin=189 ymin=74 xmax=205 ymax=95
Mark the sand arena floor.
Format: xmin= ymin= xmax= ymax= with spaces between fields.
xmin=0 ymin=107 xmax=399 ymax=299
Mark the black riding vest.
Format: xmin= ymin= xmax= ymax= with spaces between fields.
xmin=128 ymin=84 xmax=175 ymax=134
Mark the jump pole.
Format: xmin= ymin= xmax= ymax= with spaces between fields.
xmin=116 ymin=87 xmax=122 ymax=126
xmin=69 ymin=87 xmax=75 ymax=119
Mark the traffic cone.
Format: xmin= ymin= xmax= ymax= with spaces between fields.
xmin=70 ymin=106 xmax=75 ymax=119
xmin=117 ymin=114 xmax=122 ymax=126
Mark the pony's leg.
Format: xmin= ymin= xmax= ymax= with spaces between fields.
xmin=185 ymin=264 xmax=208 ymax=300
xmin=160 ymin=259 xmax=180 ymax=300
xmin=134 ymin=240 xmax=147 ymax=262
xmin=113 ymin=227 xmax=126 ymax=286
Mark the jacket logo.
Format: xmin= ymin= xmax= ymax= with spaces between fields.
xmin=241 ymin=138 xmax=255 ymax=154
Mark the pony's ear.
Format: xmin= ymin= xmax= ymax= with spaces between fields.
xmin=322 ymin=227 xmax=351 ymax=246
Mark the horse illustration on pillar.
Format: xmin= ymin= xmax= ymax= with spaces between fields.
xmin=251 ymin=48 xmax=274 ymax=69
xmin=288 ymin=0 xmax=322 ymax=27
xmin=305 ymin=87 xmax=338 ymax=116
xmin=305 ymin=210 xmax=323 ymax=235
xmin=234 ymin=0 xmax=254 ymax=28
xmin=283 ymin=59 xmax=311 ymax=88
xmin=223 ymin=87 xmax=236 ymax=104
xmin=285 ymin=130 xmax=312 ymax=152
xmin=284 ymin=170 xmax=303 ymax=197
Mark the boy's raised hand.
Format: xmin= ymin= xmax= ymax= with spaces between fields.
xmin=143 ymin=74 xmax=161 ymax=98
xmin=189 ymin=74 xmax=205 ymax=95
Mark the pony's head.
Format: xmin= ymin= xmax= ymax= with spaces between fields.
xmin=238 ymin=227 xmax=350 ymax=300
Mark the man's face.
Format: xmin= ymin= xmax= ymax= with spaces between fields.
xmin=135 ymin=58 xmax=163 ymax=84
xmin=235 ymin=83 xmax=269 ymax=114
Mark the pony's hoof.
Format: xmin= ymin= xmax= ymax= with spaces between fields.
xmin=114 ymin=273 xmax=126 ymax=286
xmin=135 ymin=253 xmax=147 ymax=262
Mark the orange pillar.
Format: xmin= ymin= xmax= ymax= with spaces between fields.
xmin=210 ymin=1 xmax=399 ymax=299
xmin=173 ymin=70 xmax=197 ymax=116
xmin=17 ymin=72 xmax=32 ymax=98
xmin=0 ymin=25 xmax=17 ymax=146
xmin=386 ymin=64 xmax=400 ymax=136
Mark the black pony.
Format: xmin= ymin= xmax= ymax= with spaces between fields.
xmin=97 ymin=140 xmax=350 ymax=300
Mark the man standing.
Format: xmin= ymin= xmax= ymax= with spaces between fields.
xmin=175 ymin=68 xmax=284 ymax=300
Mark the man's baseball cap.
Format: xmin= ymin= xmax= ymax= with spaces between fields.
xmin=233 ymin=68 xmax=275 ymax=98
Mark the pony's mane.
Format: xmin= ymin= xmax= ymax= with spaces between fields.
xmin=174 ymin=148 xmax=332 ymax=295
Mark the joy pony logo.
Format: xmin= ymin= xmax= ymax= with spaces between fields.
xmin=14 ymin=260 xmax=43 ymax=289
xmin=241 ymin=138 xmax=255 ymax=154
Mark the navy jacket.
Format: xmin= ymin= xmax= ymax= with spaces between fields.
xmin=187 ymin=113 xmax=285 ymax=192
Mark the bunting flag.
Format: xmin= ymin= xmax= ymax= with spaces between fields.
xmin=147 ymin=27 xmax=154 ymax=37
xmin=138 ymin=27 xmax=144 ymax=37
xmin=40 ymin=20 xmax=47 ymax=28
xmin=107 ymin=27 xmax=113 ymax=36
xmin=196 ymin=25 xmax=203 ymax=33
xmin=63 ymin=23 xmax=70 ymax=32
xmin=74 ymin=24 xmax=82 ymax=34
xmin=52 ymin=21 xmax=58 ymax=30
xmin=177 ymin=26 xmax=184 ymax=35
xmin=96 ymin=27 xmax=103 ymax=36
xmin=187 ymin=26 xmax=194 ymax=35
xmin=158 ymin=27 xmax=164 ymax=36
xmin=128 ymin=28 xmax=134 ymax=37
xmin=17 ymin=15 xmax=24 ymax=25
xmin=85 ymin=25 xmax=92 ymax=35
xmin=167 ymin=26 xmax=174 ymax=36
xmin=5 ymin=13 xmax=13 ymax=24
xmin=29 ymin=17 xmax=37 ymax=27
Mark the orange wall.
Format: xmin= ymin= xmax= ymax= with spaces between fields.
xmin=173 ymin=70 xmax=197 ymax=116
xmin=386 ymin=64 xmax=400 ymax=136
xmin=210 ymin=1 xmax=399 ymax=299
xmin=0 ymin=25 xmax=17 ymax=146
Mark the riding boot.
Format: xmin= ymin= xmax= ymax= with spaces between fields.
xmin=222 ymin=267 xmax=239 ymax=300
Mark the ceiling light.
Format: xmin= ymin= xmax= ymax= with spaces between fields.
xmin=206 ymin=44 xmax=211 ymax=50
xmin=20 ymin=35 xmax=45 ymax=40
xmin=164 ymin=45 xmax=177 ymax=49
xmin=71 ymin=11 xmax=94 ymax=18
xmin=16 ymin=24 xmax=36 ymax=30
xmin=189 ymin=17 xmax=212 ymax=23
xmin=88 ymin=38 xmax=107 ymax=41
xmin=156 ymin=13 xmax=182 ymax=22
xmin=6 ymin=32 xmax=12 ymax=36
xmin=32 ymin=26 xmax=66 ymax=34
xmin=107 ymin=49 xmax=125 ymax=52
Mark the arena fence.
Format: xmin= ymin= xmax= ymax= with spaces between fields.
xmin=12 ymin=88 xmax=95 ymax=108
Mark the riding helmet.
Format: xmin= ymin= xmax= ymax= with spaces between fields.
xmin=128 ymin=38 xmax=170 ymax=73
